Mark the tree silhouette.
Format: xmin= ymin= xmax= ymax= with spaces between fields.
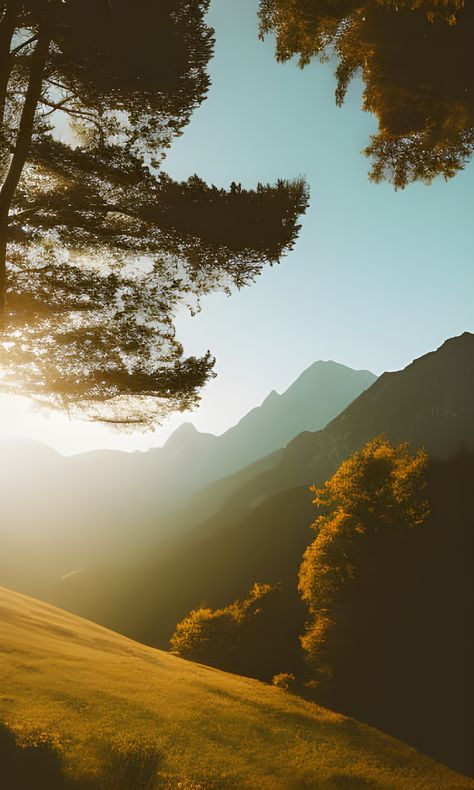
xmin=259 ymin=0 xmax=474 ymax=187
xmin=0 ymin=1 xmax=308 ymax=423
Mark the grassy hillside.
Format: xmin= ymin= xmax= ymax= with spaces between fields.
xmin=0 ymin=587 xmax=471 ymax=790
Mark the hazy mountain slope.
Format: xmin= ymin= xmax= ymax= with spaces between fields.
xmin=183 ymin=331 xmax=474 ymax=524
xmin=0 ymin=586 xmax=471 ymax=790
xmin=187 ymin=360 xmax=376 ymax=482
xmin=57 ymin=333 xmax=474 ymax=777
xmin=0 ymin=361 xmax=374 ymax=598
xmin=136 ymin=331 xmax=474 ymax=577
xmin=59 ymin=333 xmax=474 ymax=636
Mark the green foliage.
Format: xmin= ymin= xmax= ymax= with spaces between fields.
xmin=170 ymin=582 xmax=279 ymax=672
xmin=298 ymin=436 xmax=429 ymax=681
xmin=259 ymin=0 xmax=474 ymax=187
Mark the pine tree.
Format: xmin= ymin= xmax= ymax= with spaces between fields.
xmin=0 ymin=1 xmax=308 ymax=423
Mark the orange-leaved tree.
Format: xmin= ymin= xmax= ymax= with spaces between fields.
xmin=170 ymin=582 xmax=279 ymax=675
xmin=298 ymin=436 xmax=429 ymax=684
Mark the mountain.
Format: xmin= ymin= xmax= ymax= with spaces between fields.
xmin=0 ymin=586 xmax=471 ymax=790
xmin=57 ymin=332 xmax=474 ymax=775
xmin=57 ymin=333 xmax=474 ymax=641
xmin=175 ymin=360 xmax=376 ymax=486
xmin=0 ymin=360 xmax=375 ymax=598
xmin=143 ymin=359 xmax=375 ymax=503
xmin=209 ymin=330 xmax=474 ymax=514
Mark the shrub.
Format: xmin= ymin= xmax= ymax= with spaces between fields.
xmin=170 ymin=583 xmax=278 ymax=672
xmin=272 ymin=672 xmax=296 ymax=691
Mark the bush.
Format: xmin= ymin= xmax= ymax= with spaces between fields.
xmin=170 ymin=583 xmax=279 ymax=673
xmin=272 ymin=672 xmax=296 ymax=691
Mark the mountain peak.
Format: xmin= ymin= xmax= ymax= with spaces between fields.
xmin=262 ymin=389 xmax=279 ymax=404
xmin=164 ymin=421 xmax=199 ymax=448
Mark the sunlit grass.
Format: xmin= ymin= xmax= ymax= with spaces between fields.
xmin=0 ymin=586 xmax=471 ymax=789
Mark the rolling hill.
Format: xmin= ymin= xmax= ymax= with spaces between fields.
xmin=0 ymin=585 xmax=471 ymax=790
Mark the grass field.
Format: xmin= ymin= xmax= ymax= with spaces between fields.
xmin=0 ymin=585 xmax=471 ymax=789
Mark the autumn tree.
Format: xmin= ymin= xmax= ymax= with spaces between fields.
xmin=170 ymin=582 xmax=279 ymax=675
xmin=0 ymin=1 xmax=308 ymax=423
xmin=298 ymin=436 xmax=429 ymax=684
xmin=259 ymin=0 xmax=474 ymax=187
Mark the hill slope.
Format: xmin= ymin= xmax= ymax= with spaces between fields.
xmin=0 ymin=586 xmax=471 ymax=790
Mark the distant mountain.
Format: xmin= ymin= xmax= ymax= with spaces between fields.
xmin=179 ymin=360 xmax=376 ymax=484
xmin=0 ymin=360 xmax=374 ymax=597
xmin=59 ymin=332 xmax=474 ymax=637
xmin=151 ymin=360 xmax=376 ymax=500
xmin=190 ymin=330 xmax=474 ymax=520
xmin=58 ymin=333 xmax=474 ymax=774
xmin=151 ymin=330 xmax=474 ymax=538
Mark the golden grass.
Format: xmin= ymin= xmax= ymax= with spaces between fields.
xmin=0 ymin=585 xmax=471 ymax=789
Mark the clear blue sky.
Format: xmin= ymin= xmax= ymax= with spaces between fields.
xmin=2 ymin=0 xmax=473 ymax=453
xmin=162 ymin=0 xmax=474 ymax=437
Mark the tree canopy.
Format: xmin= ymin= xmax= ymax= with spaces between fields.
xmin=259 ymin=0 xmax=474 ymax=187
xmin=170 ymin=582 xmax=279 ymax=675
xmin=0 ymin=0 xmax=309 ymax=424
xmin=298 ymin=436 xmax=429 ymax=682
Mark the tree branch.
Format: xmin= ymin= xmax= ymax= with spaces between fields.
xmin=39 ymin=97 xmax=104 ymax=141
xmin=0 ymin=0 xmax=20 ymax=127
xmin=10 ymin=33 xmax=39 ymax=58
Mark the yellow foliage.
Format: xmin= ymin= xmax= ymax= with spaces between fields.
xmin=299 ymin=436 xmax=429 ymax=674
xmin=170 ymin=582 xmax=278 ymax=661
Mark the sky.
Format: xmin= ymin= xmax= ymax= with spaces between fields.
xmin=0 ymin=0 xmax=473 ymax=455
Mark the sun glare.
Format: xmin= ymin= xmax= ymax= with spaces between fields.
xmin=0 ymin=394 xmax=179 ymax=455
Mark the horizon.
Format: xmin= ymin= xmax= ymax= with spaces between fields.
xmin=1 ymin=331 xmax=470 ymax=457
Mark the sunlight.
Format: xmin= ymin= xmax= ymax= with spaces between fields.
xmin=0 ymin=393 xmax=178 ymax=455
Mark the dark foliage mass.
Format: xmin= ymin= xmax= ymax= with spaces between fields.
xmin=0 ymin=0 xmax=308 ymax=423
xmin=166 ymin=450 xmax=474 ymax=777
xmin=310 ymin=451 xmax=474 ymax=777
xmin=0 ymin=723 xmax=95 ymax=789
xmin=259 ymin=0 xmax=474 ymax=187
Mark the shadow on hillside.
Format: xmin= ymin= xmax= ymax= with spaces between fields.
xmin=0 ymin=724 xmax=98 ymax=790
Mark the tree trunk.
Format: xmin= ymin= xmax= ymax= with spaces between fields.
xmin=0 ymin=24 xmax=51 ymax=310
xmin=0 ymin=0 xmax=21 ymax=128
